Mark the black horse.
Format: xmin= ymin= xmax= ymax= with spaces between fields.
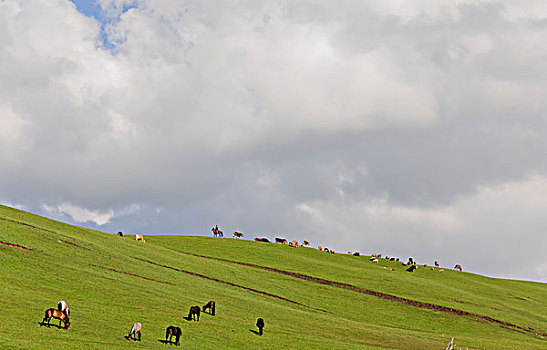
xmin=256 ymin=318 xmax=264 ymax=335
xmin=165 ymin=326 xmax=181 ymax=345
xmin=202 ymin=301 xmax=216 ymax=315
xmin=188 ymin=306 xmax=200 ymax=321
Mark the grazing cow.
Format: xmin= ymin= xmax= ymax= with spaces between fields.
xmin=406 ymin=265 xmax=417 ymax=272
xmin=57 ymin=300 xmax=69 ymax=318
xmin=188 ymin=306 xmax=200 ymax=321
xmin=396 ymin=258 xmax=399 ymax=262
xmin=135 ymin=234 xmax=145 ymax=243
xmin=165 ymin=326 xmax=182 ymax=345
xmin=324 ymin=248 xmax=330 ymax=253
xmin=434 ymin=260 xmax=440 ymax=267
xmin=233 ymin=232 xmax=244 ymax=238
xmin=454 ymin=264 xmax=462 ymax=272
xmin=389 ymin=257 xmax=395 ymax=261
xmin=275 ymin=238 xmax=287 ymax=244
xmin=353 ymin=252 xmax=360 ymax=256
xmin=256 ymin=318 xmax=265 ymax=336
xmin=423 ymin=264 xmax=429 ymax=268
xmin=117 ymin=231 xmax=123 ymax=237
xmin=202 ymin=301 xmax=216 ymax=315
xmin=348 ymin=251 xmax=352 ymax=255
xmin=42 ymin=308 xmax=70 ymax=330
xmin=254 ymin=238 xmax=270 ymax=243
xmin=370 ymin=257 xmax=378 ymax=263
xmin=439 ymin=269 xmax=444 ymax=273
xmin=318 ymin=246 xmax=323 ymax=251
xmin=302 ymin=240 xmax=310 ymax=246
xmin=385 ymin=256 xmax=390 ymax=260
xmin=289 ymin=240 xmax=299 ymax=247
xmin=127 ymin=322 xmax=141 ymax=341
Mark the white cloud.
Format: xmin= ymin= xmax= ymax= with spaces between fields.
xmin=1 ymin=0 xmax=547 ymax=281
xmin=42 ymin=202 xmax=115 ymax=225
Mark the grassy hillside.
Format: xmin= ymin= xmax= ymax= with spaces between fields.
xmin=0 ymin=205 xmax=545 ymax=349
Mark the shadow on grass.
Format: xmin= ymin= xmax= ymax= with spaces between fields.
xmin=38 ymin=322 xmax=63 ymax=329
xmin=158 ymin=339 xmax=179 ymax=345
xmin=249 ymin=329 xmax=262 ymax=336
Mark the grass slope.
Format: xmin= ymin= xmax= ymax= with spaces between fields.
xmin=0 ymin=205 xmax=545 ymax=349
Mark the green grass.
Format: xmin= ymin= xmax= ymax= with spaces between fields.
xmin=0 ymin=204 xmax=545 ymax=349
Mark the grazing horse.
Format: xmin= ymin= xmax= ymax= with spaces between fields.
xmin=454 ymin=264 xmax=462 ymax=271
xmin=256 ymin=318 xmax=265 ymax=335
xmin=165 ymin=326 xmax=181 ymax=345
xmin=135 ymin=234 xmax=145 ymax=242
xmin=233 ymin=231 xmax=244 ymax=238
xmin=42 ymin=308 xmax=70 ymax=329
xmin=202 ymin=301 xmax=216 ymax=315
xmin=188 ymin=306 xmax=200 ymax=321
xmin=289 ymin=240 xmax=299 ymax=247
xmin=127 ymin=322 xmax=141 ymax=341
xmin=57 ymin=300 xmax=69 ymax=317
xmin=302 ymin=240 xmax=310 ymax=246
xmin=254 ymin=237 xmax=269 ymax=243
xmin=275 ymin=238 xmax=287 ymax=244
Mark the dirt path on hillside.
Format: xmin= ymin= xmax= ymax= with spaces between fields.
xmin=169 ymin=249 xmax=546 ymax=338
xmin=0 ymin=240 xmax=32 ymax=251
xmin=133 ymin=257 xmax=327 ymax=313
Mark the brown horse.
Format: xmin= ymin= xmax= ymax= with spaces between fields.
xmin=202 ymin=301 xmax=216 ymax=315
xmin=233 ymin=232 xmax=244 ymax=238
xmin=42 ymin=308 xmax=70 ymax=329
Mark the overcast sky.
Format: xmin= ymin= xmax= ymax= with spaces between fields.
xmin=1 ymin=0 xmax=546 ymax=282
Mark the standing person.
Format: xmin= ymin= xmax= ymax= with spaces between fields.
xmin=57 ymin=300 xmax=70 ymax=318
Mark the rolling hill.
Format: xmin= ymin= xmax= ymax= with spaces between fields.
xmin=0 ymin=204 xmax=545 ymax=349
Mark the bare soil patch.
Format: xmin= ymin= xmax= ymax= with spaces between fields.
xmin=0 ymin=240 xmax=32 ymax=251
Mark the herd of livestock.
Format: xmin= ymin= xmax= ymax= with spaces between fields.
xmin=39 ymin=224 xmax=463 ymax=344
xmin=40 ymin=299 xmax=265 ymax=345
xmin=212 ymin=225 xmax=464 ymax=273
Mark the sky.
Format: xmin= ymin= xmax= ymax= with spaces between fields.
xmin=1 ymin=0 xmax=546 ymax=282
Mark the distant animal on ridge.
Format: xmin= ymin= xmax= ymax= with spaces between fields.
xmin=233 ymin=231 xmax=244 ymax=238
xmin=135 ymin=234 xmax=145 ymax=242
xmin=256 ymin=318 xmax=265 ymax=336
xmin=212 ymin=225 xmax=223 ymax=237
xmin=302 ymin=240 xmax=310 ymax=246
xmin=454 ymin=264 xmax=462 ymax=271
xmin=289 ymin=240 xmax=299 ymax=247
xmin=127 ymin=322 xmax=141 ymax=341
xmin=202 ymin=301 xmax=216 ymax=315
xmin=188 ymin=306 xmax=200 ymax=321
xmin=117 ymin=231 xmax=123 ymax=237
xmin=275 ymin=238 xmax=287 ymax=244
xmin=165 ymin=326 xmax=181 ymax=345
xmin=42 ymin=308 xmax=70 ymax=329
xmin=434 ymin=260 xmax=439 ymax=267
xmin=254 ymin=237 xmax=270 ymax=243
xmin=406 ymin=265 xmax=417 ymax=272
xmin=353 ymin=252 xmax=360 ymax=256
